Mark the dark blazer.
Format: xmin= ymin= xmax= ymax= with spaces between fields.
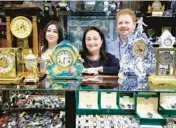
xmin=80 ymin=52 xmax=120 ymax=75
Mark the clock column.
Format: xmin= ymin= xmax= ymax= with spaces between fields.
xmin=5 ymin=16 xmax=12 ymax=47
xmin=32 ymin=16 xmax=39 ymax=57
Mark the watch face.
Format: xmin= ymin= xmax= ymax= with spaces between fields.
xmin=10 ymin=16 xmax=32 ymax=39
xmin=152 ymin=1 xmax=161 ymax=11
xmin=159 ymin=52 xmax=172 ymax=65
xmin=0 ymin=53 xmax=14 ymax=73
xmin=133 ymin=39 xmax=148 ymax=57
xmin=164 ymin=38 xmax=172 ymax=46
xmin=56 ymin=50 xmax=73 ymax=68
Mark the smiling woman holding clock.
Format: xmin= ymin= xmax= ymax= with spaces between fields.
xmin=80 ymin=26 xmax=120 ymax=75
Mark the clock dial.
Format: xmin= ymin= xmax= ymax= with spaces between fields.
xmin=152 ymin=1 xmax=161 ymax=11
xmin=133 ymin=40 xmax=148 ymax=57
xmin=159 ymin=52 xmax=172 ymax=65
xmin=164 ymin=38 xmax=172 ymax=46
xmin=10 ymin=16 xmax=32 ymax=39
xmin=0 ymin=53 xmax=14 ymax=73
xmin=56 ymin=50 xmax=73 ymax=68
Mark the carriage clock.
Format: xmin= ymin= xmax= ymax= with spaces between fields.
xmin=47 ymin=40 xmax=84 ymax=87
xmin=0 ymin=48 xmax=24 ymax=84
xmin=148 ymin=29 xmax=176 ymax=90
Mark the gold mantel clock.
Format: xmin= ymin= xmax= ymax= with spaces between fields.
xmin=0 ymin=48 xmax=24 ymax=84
xmin=10 ymin=16 xmax=32 ymax=39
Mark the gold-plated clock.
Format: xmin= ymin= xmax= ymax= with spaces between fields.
xmin=152 ymin=0 xmax=162 ymax=11
xmin=10 ymin=16 xmax=32 ymax=39
xmin=0 ymin=53 xmax=14 ymax=74
xmin=0 ymin=48 xmax=24 ymax=84
xmin=133 ymin=39 xmax=148 ymax=57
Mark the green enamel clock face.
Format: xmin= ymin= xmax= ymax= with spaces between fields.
xmin=0 ymin=53 xmax=14 ymax=73
xmin=56 ymin=50 xmax=73 ymax=68
xmin=159 ymin=52 xmax=172 ymax=65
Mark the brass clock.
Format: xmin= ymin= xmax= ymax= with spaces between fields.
xmin=152 ymin=0 xmax=162 ymax=11
xmin=10 ymin=16 xmax=32 ymax=39
xmin=0 ymin=53 xmax=14 ymax=75
xmin=159 ymin=52 xmax=173 ymax=66
xmin=133 ymin=39 xmax=148 ymax=57
xmin=0 ymin=48 xmax=24 ymax=84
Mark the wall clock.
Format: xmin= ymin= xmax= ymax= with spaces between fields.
xmin=47 ymin=40 xmax=84 ymax=80
xmin=133 ymin=39 xmax=148 ymax=57
xmin=10 ymin=16 xmax=32 ymax=39
xmin=0 ymin=48 xmax=24 ymax=84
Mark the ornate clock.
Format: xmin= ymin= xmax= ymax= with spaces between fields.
xmin=147 ymin=0 xmax=165 ymax=16
xmin=10 ymin=16 xmax=32 ymax=39
xmin=133 ymin=39 xmax=148 ymax=57
xmin=47 ymin=40 xmax=84 ymax=80
xmin=0 ymin=48 xmax=24 ymax=84
xmin=152 ymin=0 xmax=162 ymax=11
xmin=158 ymin=29 xmax=175 ymax=48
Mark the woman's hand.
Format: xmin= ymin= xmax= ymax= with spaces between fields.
xmin=82 ymin=68 xmax=99 ymax=75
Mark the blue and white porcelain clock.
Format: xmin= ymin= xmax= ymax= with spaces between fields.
xmin=47 ymin=40 xmax=84 ymax=80
xmin=119 ymin=31 xmax=155 ymax=91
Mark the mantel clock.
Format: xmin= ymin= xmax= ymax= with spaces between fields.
xmin=148 ymin=30 xmax=176 ymax=90
xmin=147 ymin=0 xmax=165 ymax=17
xmin=0 ymin=48 xmax=24 ymax=84
xmin=4 ymin=6 xmax=41 ymax=56
xmin=47 ymin=40 xmax=84 ymax=81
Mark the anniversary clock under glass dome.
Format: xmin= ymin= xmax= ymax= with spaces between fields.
xmin=148 ymin=29 xmax=176 ymax=90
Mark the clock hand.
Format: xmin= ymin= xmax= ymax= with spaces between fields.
xmin=137 ymin=44 xmax=143 ymax=52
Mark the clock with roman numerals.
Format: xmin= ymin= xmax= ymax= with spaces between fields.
xmin=47 ymin=40 xmax=84 ymax=80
